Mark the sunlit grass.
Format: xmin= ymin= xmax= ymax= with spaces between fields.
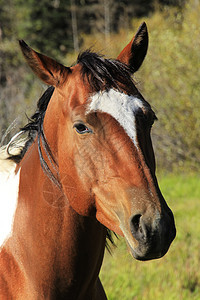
xmin=100 ymin=175 xmax=200 ymax=299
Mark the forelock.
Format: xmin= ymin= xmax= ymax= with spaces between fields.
xmin=77 ymin=50 xmax=135 ymax=93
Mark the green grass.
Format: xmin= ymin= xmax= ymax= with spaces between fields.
xmin=100 ymin=174 xmax=200 ymax=300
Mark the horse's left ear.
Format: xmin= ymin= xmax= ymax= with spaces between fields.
xmin=117 ymin=22 xmax=148 ymax=73
xmin=19 ymin=40 xmax=69 ymax=86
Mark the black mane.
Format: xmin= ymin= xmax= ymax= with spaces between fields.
xmin=8 ymin=86 xmax=55 ymax=164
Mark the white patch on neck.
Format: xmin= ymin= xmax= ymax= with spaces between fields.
xmin=87 ymin=89 xmax=144 ymax=146
xmin=0 ymin=166 xmax=20 ymax=247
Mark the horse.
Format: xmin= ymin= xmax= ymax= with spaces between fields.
xmin=0 ymin=22 xmax=176 ymax=299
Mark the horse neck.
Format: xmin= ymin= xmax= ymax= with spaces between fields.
xmin=8 ymin=140 xmax=107 ymax=297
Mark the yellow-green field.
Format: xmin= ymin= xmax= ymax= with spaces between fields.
xmin=100 ymin=175 xmax=200 ymax=300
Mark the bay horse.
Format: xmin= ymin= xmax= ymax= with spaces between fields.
xmin=0 ymin=23 xmax=176 ymax=299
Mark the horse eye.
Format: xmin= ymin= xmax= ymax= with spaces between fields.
xmin=74 ymin=123 xmax=92 ymax=134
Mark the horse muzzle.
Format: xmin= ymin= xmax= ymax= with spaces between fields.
xmin=127 ymin=207 xmax=176 ymax=261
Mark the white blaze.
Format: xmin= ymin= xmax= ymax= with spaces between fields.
xmin=88 ymin=89 xmax=144 ymax=146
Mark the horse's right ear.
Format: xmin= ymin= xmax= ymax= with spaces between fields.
xmin=19 ymin=40 xmax=70 ymax=87
xmin=117 ymin=22 xmax=148 ymax=73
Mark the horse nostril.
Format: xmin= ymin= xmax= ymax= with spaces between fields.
xmin=131 ymin=214 xmax=142 ymax=232
xmin=130 ymin=214 xmax=147 ymax=241
xmin=130 ymin=214 xmax=148 ymax=243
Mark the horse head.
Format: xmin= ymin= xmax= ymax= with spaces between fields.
xmin=19 ymin=22 xmax=176 ymax=261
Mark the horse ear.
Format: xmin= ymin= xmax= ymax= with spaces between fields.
xmin=117 ymin=22 xmax=148 ymax=73
xmin=19 ymin=40 xmax=69 ymax=86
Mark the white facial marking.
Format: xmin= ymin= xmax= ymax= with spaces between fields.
xmin=88 ymin=89 xmax=144 ymax=146
xmin=0 ymin=167 xmax=20 ymax=246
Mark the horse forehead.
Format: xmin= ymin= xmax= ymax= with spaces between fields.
xmin=87 ymin=89 xmax=146 ymax=145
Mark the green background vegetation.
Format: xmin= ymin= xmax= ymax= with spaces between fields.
xmin=0 ymin=0 xmax=200 ymax=299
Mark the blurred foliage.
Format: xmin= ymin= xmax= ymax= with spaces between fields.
xmin=13 ymin=0 xmax=73 ymax=59
xmin=0 ymin=0 xmax=199 ymax=173
xmin=137 ymin=1 xmax=200 ymax=172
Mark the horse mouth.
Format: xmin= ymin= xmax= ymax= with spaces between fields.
xmin=120 ymin=218 xmax=176 ymax=261
xmin=124 ymin=234 xmax=169 ymax=261
xmin=127 ymin=239 xmax=169 ymax=261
